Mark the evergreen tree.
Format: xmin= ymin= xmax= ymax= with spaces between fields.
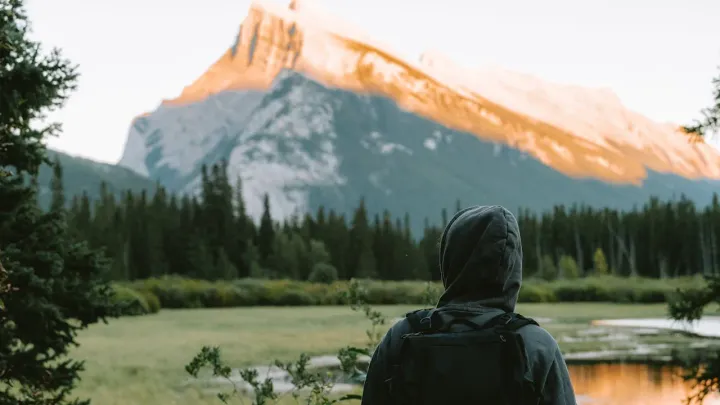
xmin=49 ymin=157 xmax=65 ymax=212
xmin=324 ymin=210 xmax=349 ymax=278
xmin=257 ymin=194 xmax=275 ymax=267
xmin=0 ymin=2 xmax=116 ymax=403
xmin=683 ymin=65 xmax=719 ymax=139
xmin=233 ymin=176 xmax=252 ymax=276
xmin=307 ymin=240 xmax=331 ymax=268
xmin=269 ymin=232 xmax=301 ymax=279
xmin=244 ymin=241 xmax=265 ymax=278
xmin=347 ymin=199 xmax=376 ymax=278
xmin=668 ymin=64 xmax=720 ymax=404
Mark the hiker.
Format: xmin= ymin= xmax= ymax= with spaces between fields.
xmin=360 ymin=205 xmax=577 ymax=405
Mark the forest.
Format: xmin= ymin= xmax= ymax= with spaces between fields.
xmin=45 ymin=158 xmax=720 ymax=283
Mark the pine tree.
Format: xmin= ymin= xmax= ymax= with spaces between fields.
xmin=0 ymin=2 xmax=116 ymax=403
xmin=683 ymin=65 xmax=719 ymax=139
xmin=269 ymin=232 xmax=301 ymax=279
xmin=233 ymin=176 xmax=251 ymax=276
xmin=49 ymin=157 xmax=65 ymax=212
xmin=257 ymin=194 xmax=275 ymax=267
xmin=347 ymin=199 xmax=377 ymax=278
xmin=668 ymin=65 xmax=720 ymax=403
xmin=324 ymin=210 xmax=349 ymax=278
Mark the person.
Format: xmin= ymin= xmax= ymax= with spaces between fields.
xmin=360 ymin=205 xmax=577 ymax=405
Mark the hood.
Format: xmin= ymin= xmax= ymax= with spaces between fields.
xmin=437 ymin=205 xmax=522 ymax=312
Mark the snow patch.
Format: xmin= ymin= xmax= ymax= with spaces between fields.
xmin=362 ymin=131 xmax=412 ymax=156
xmin=227 ymin=78 xmax=345 ymax=220
xmin=423 ymin=138 xmax=437 ymax=150
xmin=118 ymin=90 xmax=266 ymax=177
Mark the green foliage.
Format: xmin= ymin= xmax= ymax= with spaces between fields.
xmin=540 ymin=255 xmax=558 ymax=281
xmin=185 ymin=279 xmax=380 ymax=405
xmin=111 ymin=284 xmax=161 ymax=316
xmin=257 ymin=194 xmax=275 ymax=268
xmin=35 ymin=150 xmax=156 ymax=210
xmin=593 ymin=248 xmax=609 ymax=276
xmin=116 ymin=275 xmax=699 ymax=312
xmin=669 ymin=275 xmax=720 ymax=404
xmin=558 ymin=255 xmax=580 ymax=279
xmin=667 ymin=59 xmax=720 ymax=405
xmin=307 ymin=240 xmax=331 ymax=268
xmin=683 ymin=65 xmax=720 ymax=139
xmin=47 ymin=158 xmax=720 ymax=284
xmin=0 ymin=1 xmax=117 ymax=403
xmin=307 ymin=263 xmax=339 ymax=284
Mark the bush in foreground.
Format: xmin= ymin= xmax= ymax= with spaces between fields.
xmin=114 ymin=275 xmax=706 ymax=312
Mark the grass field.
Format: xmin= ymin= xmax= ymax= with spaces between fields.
xmin=70 ymin=303 xmax=719 ymax=405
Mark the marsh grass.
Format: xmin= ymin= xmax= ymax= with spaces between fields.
xmin=71 ymin=303 xmax=720 ymax=405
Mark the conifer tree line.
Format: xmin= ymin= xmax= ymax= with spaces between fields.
xmin=48 ymin=159 xmax=720 ymax=282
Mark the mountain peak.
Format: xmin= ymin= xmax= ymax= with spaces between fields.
xmin=288 ymin=0 xmax=319 ymax=12
xmin=125 ymin=0 xmax=720 ymax=187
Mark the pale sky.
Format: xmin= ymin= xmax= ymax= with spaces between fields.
xmin=25 ymin=0 xmax=720 ymax=164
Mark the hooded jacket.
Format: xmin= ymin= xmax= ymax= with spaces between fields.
xmin=360 ymin=205 xmax=577 ymax=405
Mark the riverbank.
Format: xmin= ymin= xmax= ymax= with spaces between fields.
xmin=71 ymin=303 xmax=720 ymax=405
xmin=114 ymin=276 xmax=708 ymax=315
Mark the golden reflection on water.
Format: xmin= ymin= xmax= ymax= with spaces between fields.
xmin=568 ymin=363 xmax=720 ymax=405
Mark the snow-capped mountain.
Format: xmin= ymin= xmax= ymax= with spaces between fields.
xmin=118 ymin=0 xmax=720 ymax=228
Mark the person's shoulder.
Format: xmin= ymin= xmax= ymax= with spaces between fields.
xmin=376 ymin=310 xmax=420 ymax=353
xmin=516 ymin=322 xmax=561 ymax=358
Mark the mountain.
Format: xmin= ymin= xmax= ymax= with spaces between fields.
xmin=117 ymin=0 xmax=720 ymax=232
xmin=36 ymin=150 xmax=156 ymax=209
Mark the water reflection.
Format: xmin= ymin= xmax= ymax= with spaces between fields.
xmin=569 ymin=363 xmax=720 ymax=405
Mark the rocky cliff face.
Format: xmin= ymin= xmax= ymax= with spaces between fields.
xmin=118 ymin=0 xmax=720 ymax=226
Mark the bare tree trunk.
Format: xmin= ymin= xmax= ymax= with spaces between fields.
xmin=573 ymin=224 xmax=584 ymax=276
xmin=699 ymin=222 xmax=712 ymax=276
xmin=658 ymin=254 xmax=669 ymax=279
xmin=608 ymin=223 xmax=636 ymax=276
xmin=555 ymin=248 xmax=564 ymax=279
xmin=608 ymin=224 xmax=618 ymax=273
xmin=535 ymin=230 xmax=543 ymax=278
xmin=628 ymin=235 xmax=638 ymax=277
xmin=712 ymin=228 xmax=718 ymax=275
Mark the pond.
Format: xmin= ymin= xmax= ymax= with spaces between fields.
xmin=569 ymin=363 xmax=719 ymax=405
xmin=206 ymin=359 xmax=720 ymax=404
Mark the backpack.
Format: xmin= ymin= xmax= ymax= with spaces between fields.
xmin=386 ymin=308 xmax=541 ymax=405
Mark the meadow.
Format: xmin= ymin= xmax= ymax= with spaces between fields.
xmin=71 ymin=302 xmax=719 ymax=405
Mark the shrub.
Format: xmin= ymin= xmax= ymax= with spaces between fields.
xmin=111 ymin=284 xmax=160 ymax=316
xmin=540 ymin=255 xmax=558 ymax=281
xmin=119 ymin=275 xmax=699 ymax=309
xmin=593 ymin=248 xmax=609 ymax=275
xmin=518 ymin=283 xmax=556 ymax=303
xmin=558 ymin=255 xmax=580 ymax=279
xmin=307 ymin=263 xmax=339 ymax=284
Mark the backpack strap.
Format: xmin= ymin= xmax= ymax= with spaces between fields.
xmin=408 ymin=309 xmax=539 ymax=335
xmin=405 ymin=309 xmax=433 ymax=333
xmin=492 ymin=313 xmax=541 ymax=404
xmin=486 ymin=312 xmax=539 ymax=331
xmin=387 ymin=308 xmax=433 ymax=401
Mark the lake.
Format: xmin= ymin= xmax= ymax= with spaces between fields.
xmin=570 ymin=363 xmax=719 ymax=405
xmin=214 ymin=358 xmax=719 ymax=404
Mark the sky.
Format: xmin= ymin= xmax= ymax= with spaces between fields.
xmin=25 ymin=0 xmax=720 ymax=164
